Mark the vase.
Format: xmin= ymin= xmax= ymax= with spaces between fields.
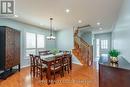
xmin=110 ymin=62 xmax=118 ymax=67
xmin=110 ymin=57 xmax=118 ymax=63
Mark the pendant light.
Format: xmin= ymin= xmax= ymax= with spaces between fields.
xmin=46 ymin=18 xmax=56 ymax=40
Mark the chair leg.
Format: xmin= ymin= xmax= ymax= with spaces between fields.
xmin=46 ymin=73 xmax=48 ymax=79
xmin=53 ymin=72 xmax=56 ymax=84
xmin=67 ymin=65 xmax=70 ymax=74
xmin=33 ymin=66 xmax=36 ymax=77
xmin=40 ymin=68 xmax=43 ymax=80
xmin=36 ymin=67 xmax=38 ymax=77
xmin=63 ymin=66 xmax=66 ymax=75
xmin=30 ymin=67 xmax=32 ymax=76
xmin=60 ymin=69 xmax=63 ymax=77
xmin=68 ymin=66 xmax=70 ymax=74
xmin=65 ymin=66 xmax=66 ymax=71
xmin=62 ymin=67 xmax=64 ymax=77
xmin=30 ymin=66 xmax=35 ymax=77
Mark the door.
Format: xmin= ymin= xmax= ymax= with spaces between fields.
xmin=94 ymin=33 xmax=111 ymax=60
xmin=100 ymin=39 xmax=110 ymax=57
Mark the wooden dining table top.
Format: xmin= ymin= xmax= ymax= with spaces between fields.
xmin=40 ymin=52 xmax=65 ymax=61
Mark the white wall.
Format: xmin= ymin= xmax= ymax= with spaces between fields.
xmin=112 ymin=0 xmax=130 ymax=62
xmin=0 ymin=19 xmax=56 ymax=67
xmin=80 ymin=31 xmax=92 ymax=45
xmin=56 ymin=29 xmax=74 ymax=50
xmin=56 ymin=29 xmax=81 ymax=64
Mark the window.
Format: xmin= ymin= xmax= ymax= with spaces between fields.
xmin=26 ymin=32 xmax=36 ymax=49
xmin=101 ymin=40 xmax=108 ymax=49
xmin=96 ymin=39 xmax=100 ymax=57
xmin=25 ymin=32 xmax=45 ymax=58
xmin=37 ymin=34 xmax=45 ymax=48
xmin=37 ymin=34 xmax=45 ymax=54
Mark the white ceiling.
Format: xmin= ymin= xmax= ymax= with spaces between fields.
xmin=13 ymin=0 xmax=123 ymax=32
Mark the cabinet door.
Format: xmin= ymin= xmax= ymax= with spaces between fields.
xmin=0 ymin=27 xmax=6 ymax=70
xmin=13 ymin=30 xmax=20 ymax=66
xmin=5 ymin=27 xmax=15 ymax=69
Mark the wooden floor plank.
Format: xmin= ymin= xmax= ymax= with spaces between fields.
xmin=0 ymin=63 xmax=98 ymax=87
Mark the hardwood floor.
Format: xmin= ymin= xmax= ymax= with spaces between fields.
xmin=0 ymin=63 xmax=98 ymax=87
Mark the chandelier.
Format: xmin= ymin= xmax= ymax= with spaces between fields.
xmin=46 ymin=18 xmax=56 ymax=40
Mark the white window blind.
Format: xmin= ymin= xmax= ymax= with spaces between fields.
xmin=37 ymin=34 xmax=45 ymax=48
xmin=25 ymin=32 xmax=45 ymax=58
xmin=26 ymin=32 xmax=36 ymax=48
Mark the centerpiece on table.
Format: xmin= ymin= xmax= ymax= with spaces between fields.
xmin=51 ymin=49 xmax=59 ymax=55
xmin=109 ymin=49 xmax=120 ymax=63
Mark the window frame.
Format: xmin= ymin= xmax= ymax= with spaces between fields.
xmin=25 ymin=32 xmax=45 ymax=59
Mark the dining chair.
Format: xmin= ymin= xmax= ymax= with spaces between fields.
xmin=35 ymin=56 xmax=47 ymax=80
xmin=39 ymin=50 xmax=51 ymax=56
xmin=29 ymin=54 xmax=36 ymax=77
xmin=63 ymin=51 xmax=71 ymax=54
xmin=62 ymin=54 xmax=71 ymax=76
xmin=50 ymin=56 xmax=63 ymax=83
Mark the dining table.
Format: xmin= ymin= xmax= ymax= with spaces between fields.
xmin=40 ymin=52 xmax=72 ymax=84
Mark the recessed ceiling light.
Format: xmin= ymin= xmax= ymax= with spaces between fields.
xmin=14 ymin=15 xmax=18 ymax=17
xmin=97 ymin=22 xmax=101 ymax=26
xmin=99 ymin=28 xmax=103 ymax=30
xmin=78 ymin=20 xmax=82 ymax=23
xmin=65 ymin=9 xmax=70 ymax=13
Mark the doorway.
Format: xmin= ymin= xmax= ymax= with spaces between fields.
xmin=94 ymin=33 xmax=112 ymax=61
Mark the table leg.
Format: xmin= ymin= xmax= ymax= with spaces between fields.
xmin=70 ymin=56 xmax=72 ymax=70
xmin=33 ymin=66 xmax=35 ymax=77
xmin=40 ymin=67 xmax=43 ymax=80
xmin=18 ymin=64 xmax=20 ymax=71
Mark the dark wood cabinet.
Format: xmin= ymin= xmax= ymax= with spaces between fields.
xmin=0 ymin=26 xmax=20 ymax=71
xmin=14 ymin=31 xmax=20 ymax=67
xmin=99 ymin=57 xmax=130 ymax=87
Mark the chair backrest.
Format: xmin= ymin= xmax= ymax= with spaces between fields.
xmin=39 ymin=50 xmax=52 ymax=56
xmin=63 ymin=51 xmax=71 ymax=54
xmin=35 ymin=56 xmax=42 ymax=66
xmin=29 ymin=54 xmax=35 ymax=66
xmin=51 ymin=56 xmax=63 ymax=70
xmin=63 ymin=54 xmax=70 ymax=64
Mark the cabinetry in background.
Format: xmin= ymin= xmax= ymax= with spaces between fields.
xmin=99 ymin=57 xmax=130 ymax=87
xmin=0 ymin=26 xmax=20 ymax=79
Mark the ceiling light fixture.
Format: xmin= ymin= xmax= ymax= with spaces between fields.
xmin=78 ymin=20 xmax=82 ymax=23
xmin=97 ymin=22 xmax=101 ymax=26
xmin=65 ymin=9 xmax=70 ymax=13
xmin=46 ymin=18 xmax=56 ymax=40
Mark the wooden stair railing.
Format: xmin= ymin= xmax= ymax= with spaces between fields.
xmin=72 ymin=29 xmax=93 ymax=66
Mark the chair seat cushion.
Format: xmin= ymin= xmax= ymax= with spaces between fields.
xmin=51 ymin=64 xmax=62 ymax=70
xmin=51 ymin=66 xmax=61 ymax=70
xmin=64 ymin=63 xmax=68 ymax=66
xmin=37 ymin=64 xmax=47 ymax=68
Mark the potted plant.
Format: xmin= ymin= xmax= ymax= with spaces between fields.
xmin=109 ymin=49 xmax=120 ymax=63
xmin=51 ymin=49 xmax=59 ymax=55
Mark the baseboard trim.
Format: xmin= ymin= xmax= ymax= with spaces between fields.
xmin=21 ymin=64 xmax=30 ymax=68
xmin=72 ymin=62 xmax=83 ymax=66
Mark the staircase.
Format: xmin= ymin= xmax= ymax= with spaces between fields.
xmin=72 ymin=28 xmax=93 ymax=66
